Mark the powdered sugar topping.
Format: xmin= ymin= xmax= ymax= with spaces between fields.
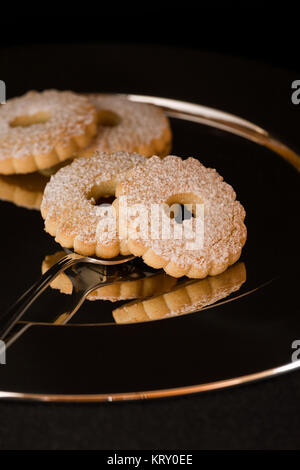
xmin=0 ymin=90 xmax=96 ymax=160
xmin=82 ymin=94 xmax=170 ymax=154
xmin=42 ymin=151 xmax=146 ymax=246
xmin=117 ymin=155 xmax=246 ymax=271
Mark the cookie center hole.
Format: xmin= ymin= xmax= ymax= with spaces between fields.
xmin=88 ymin=183 xmax=116 ymax=207
xmin=97 ymin=109 xmax=121 ymax=127
xmin=10 ymin=111 xmax=51 ymax=127
xmin=165 ymin=194 xmax=203 ymax=224
xmin=94 ymin=195 xmax=116 ymax=206
xmin=169 ymin=204 xmax=194 ymax=224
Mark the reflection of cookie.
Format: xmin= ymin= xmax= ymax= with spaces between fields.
xmin=42 ymin=251 xmax=178 ymax=301
xmin=41 ymin=152 xmax=146 ymax=258
xmin=0 ymin=90 xmax=97 ymax=174
xmin=79 ymin=94 xmax=172 ymax=158
xmin=115 ymin=155 xmax=247 ymax=278
xmin=113 ymin=262 xmax=246 ymax=323
xmin=0 ymin=172 xmax=49 ymax=210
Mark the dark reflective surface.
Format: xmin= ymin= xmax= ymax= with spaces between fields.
xmin=0 ymin=112 xmax=299 ymax=398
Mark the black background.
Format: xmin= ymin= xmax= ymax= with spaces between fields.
xmin=1 ymin=7 xmax=300 ymax=74
xmin=1 ymin=8 xmax=300 ymax=451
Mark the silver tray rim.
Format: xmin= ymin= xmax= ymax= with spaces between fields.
xmin=1 ymin=92 xmax=300 ymax=402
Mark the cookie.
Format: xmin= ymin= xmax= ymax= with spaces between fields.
xmin=41 ymin=151 xmax=146 ymax=258
xmin=79 ymin=94 xmax=172 ymax=158
xmin=115 ymin=155 xmax=247 ymax=278
xmin=42 ymin=251 xmax=178 ymax=301
xmin=38 ymin=159 xmax=73 ymax=177
xmin=113 ymin=262 xmax=246 ymax=323
xmin=0 ymin=172 xmax=49 ymax=210
xmin=0 ymin=90 xmax=97 ymax=174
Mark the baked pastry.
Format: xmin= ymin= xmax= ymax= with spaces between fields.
xmin=41 ymin=151 xmax=146 ymax=258
xmin=42 ymin=251 xmax=178 ymax=301
xmin=0 ymin=172 xmax=49 ymax=210
xmin=0 ymin=90 xmax=97 ymax=174
xmin=38 ymin=159 xmax=73 ymax=177
xmin=113 ymin=262 xmax=246 ymax=323
xmin=79 ymin=94 xmax=171 ymax=158
xmin=115 ymin=155 xmax=247 ymax=278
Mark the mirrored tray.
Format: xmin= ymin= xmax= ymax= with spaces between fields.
xmin=0 ymin=94 xmax=299 ymax=402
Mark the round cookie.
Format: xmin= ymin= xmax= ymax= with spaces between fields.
xmin=115 ymin=155 xmax=247 ymax=278
xmin=79 ymin=94 xmax=172 ymax=158
xmin=42 ymin=251 xmax=178 ymax=302
xmin=0 ymin=172 xmax=49 ymax=210
xmin=41 ymin=151 xmax=146 ymax=258
xmin=0 ymin=90 xmax=98 ymax=174
xmin=113 ymin=262 xmax=246 ymax=323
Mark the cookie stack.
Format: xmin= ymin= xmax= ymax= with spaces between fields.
xmin=0 ymin=89 xmax=171 ymax=208
xmin=41 ymin=152 xmax=247 ymax=279
xmin=0 ymin=90 xmax=171 ymax=174
xmin=0 ymin=89 xmax=246 ymax=281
